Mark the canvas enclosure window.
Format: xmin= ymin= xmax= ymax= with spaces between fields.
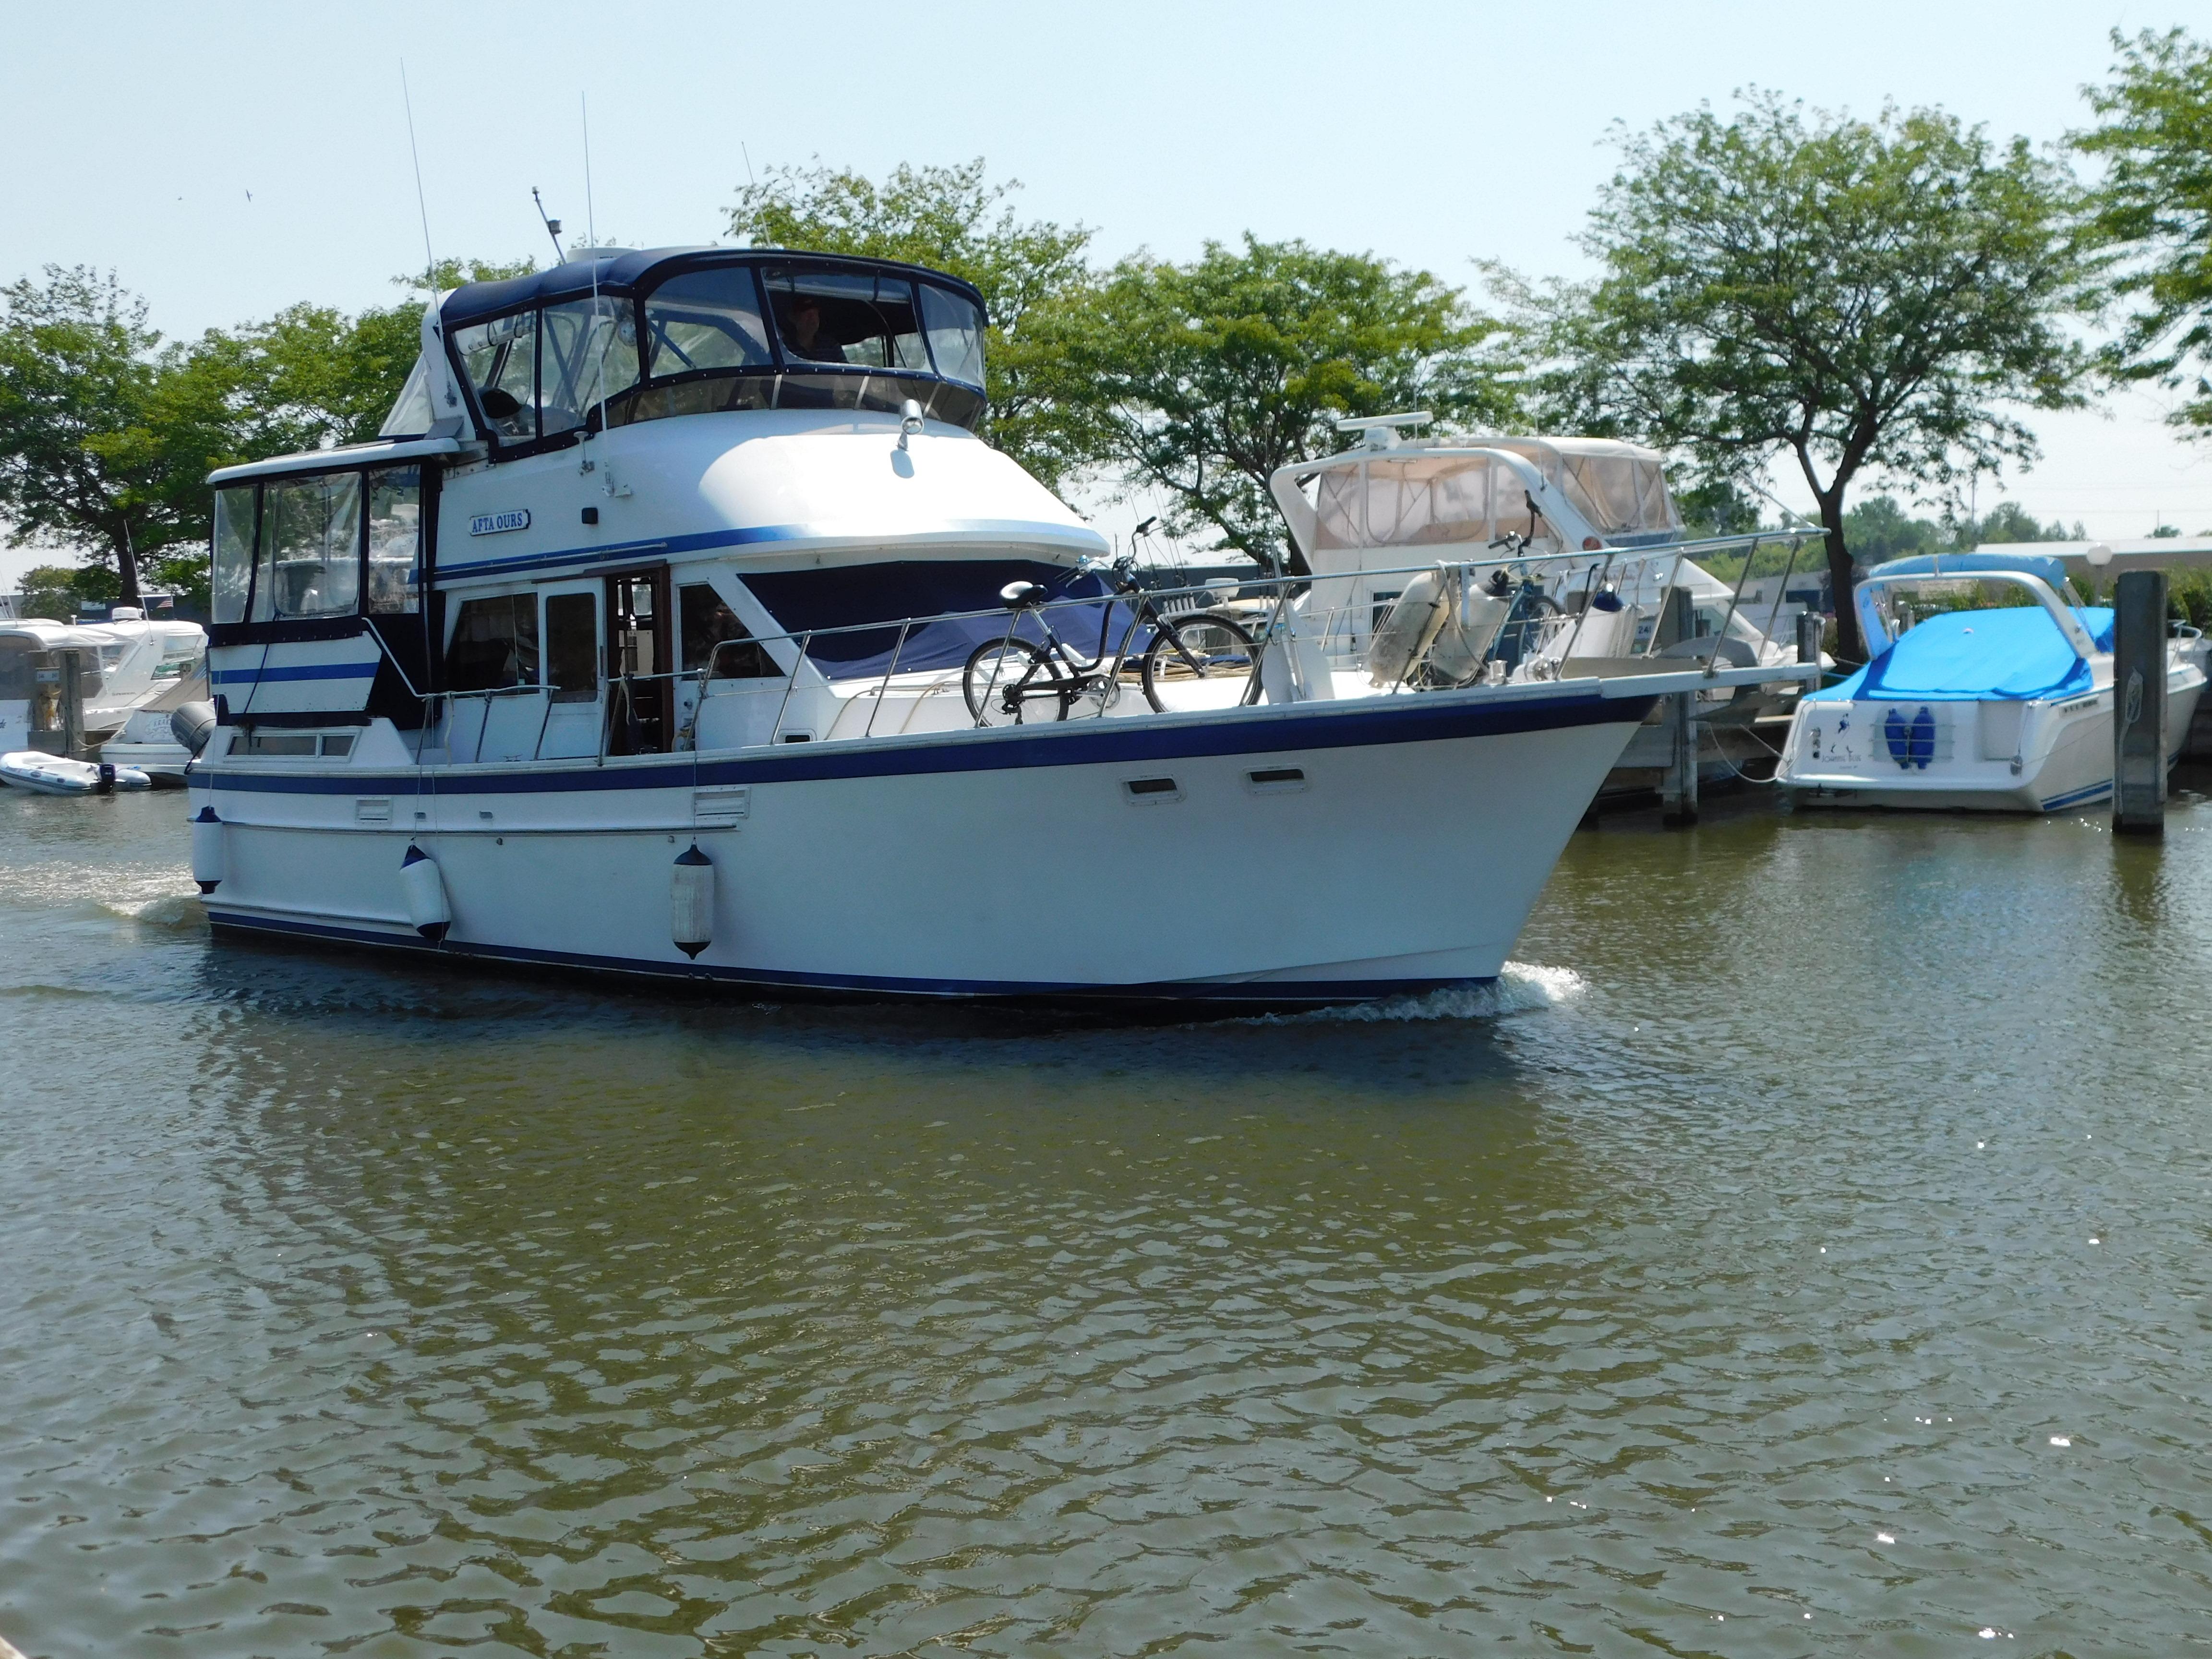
xmin=541 ymin=296 xmax=640 ymax=436
xmin=213 ymin=484 xmax=256 ymax=623
xmin=919 ymin=284 xmax=985 ymax=387
xmin=445 ymin=593 xmax=540 ymax=693
xmin=365 ymin=467 xmax=421 ymax=613
xmin=455 ymin=310 xmax=539 ymax=442
xmin=763 ymin=268 xmax=928 ymax=370
xmin=680 ymin=583 xmax=779 ymax=678
xmin=379 ymin=357 xmax=432 ymax=437
xmin=544 ymin=592 xmax=598 ymax=702
xmin=645 ymin=268 xmax=773 ymax=379
xmin=252 ymin=473 xmax=361 ymax=621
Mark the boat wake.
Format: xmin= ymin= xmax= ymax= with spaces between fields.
xmin=1265 ymin=961 xmax=1587 ymax=1025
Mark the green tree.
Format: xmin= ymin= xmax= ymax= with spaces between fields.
xmin=1973 ymin=500 xmax=2083 ymax=543
xmin=1512 ymin=94 xmax=2091 ymax=660
xmin=13 ymin=561 xmax=114 ymax=623
xmin=2077 ymin=29 xmax=2212 ymax=433
xmin=0 ymin=266 xmax=178 ymax=603
xmin=727 ymin=160 xmax=1093 ymax=486
xmin=1039 ymin=236 xmax=1518 ymax=572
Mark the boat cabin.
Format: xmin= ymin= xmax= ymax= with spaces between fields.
xmin=201 ymin=249 xmax=1107 ymax=760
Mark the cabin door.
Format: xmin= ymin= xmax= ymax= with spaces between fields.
xmin=537 ymin=580 xmax=603 ymax=760
xmin=606 ymin=567 xmax=673 ymax=756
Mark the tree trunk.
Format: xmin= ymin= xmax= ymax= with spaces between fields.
xmin=114 ymin=534 xmax=141 ymax=607
xmin=1816 ymin=490 xmax=1862 ymax=664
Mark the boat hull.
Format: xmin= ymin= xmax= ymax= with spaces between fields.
xmin=1779 ymin=667 xmax=2205 ymax=813
xmin=193 ymin=687 xmax=1650 ymax=1007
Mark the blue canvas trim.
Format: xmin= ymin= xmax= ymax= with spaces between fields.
xmin=200 ymin=687 xmax=1652 ymax=798
xmin=436 ymin=517 xmax=1103 ymax=583
xmin=205 ymin=908 xmax=1493 ymax=1005
xmin=210 ymin=661 xmax=378 ymax=685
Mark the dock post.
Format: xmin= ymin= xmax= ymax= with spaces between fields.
xmin=59 ymin=650 xmax=85 ymax=759
xmin=1797 ymin=609 xmax=1825 ymax=670
xmin=1661 ymin=691 xmax=1699 ymax=826
xmin=2113 ymin=569 xmax=2169 ymax=836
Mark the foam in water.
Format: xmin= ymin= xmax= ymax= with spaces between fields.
xmin=1262 ymin=961 xmax=1587 ymax=1025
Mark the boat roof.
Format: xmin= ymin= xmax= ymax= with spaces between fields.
xmin=0 ymin=619 xmax=113 ymax=648
xmin=209 ymin=435 xmax=463 ymax=487
xmin=438 ymin=247 xmax=990 ymax=330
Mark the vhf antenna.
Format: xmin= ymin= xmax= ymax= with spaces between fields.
xmin=530 ymin=187 xmax=566 ymax=265
xmin=400 ymin=62 xmax=436 ymax=292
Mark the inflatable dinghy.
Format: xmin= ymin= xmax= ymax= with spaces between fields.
xmin=0 ymin=751 xmax=154 ymax=794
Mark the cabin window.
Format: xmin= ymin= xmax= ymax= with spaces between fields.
xmin=445 ymin=593 xmax=541 ymax=692
xmin=920 ymin=283 xmax=985 ymax=387
xmin=212 ymin=484 xmax=256 ymax=624
xmin=645 ymin=267 xmax=773 ymax=377
xmin=252 ymin=473 xmax=362 ymax=621
xmin=763 ymin=268 xmax=928 ymax=370
xmin=544 ymin=592 xmax=599 ymax=702
xmin=680 ymin=583 xmax=779 ymax=678
xmin=541 ymin=295 xmax=640 ymax=437
xmin=454 ymin=310 xmax=539 ymax=443
xmin=365 ymin=467 xmax=421 ymax=614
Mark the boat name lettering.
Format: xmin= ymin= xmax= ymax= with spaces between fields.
xmin=469 ymin=509 xmax=532 ymax=537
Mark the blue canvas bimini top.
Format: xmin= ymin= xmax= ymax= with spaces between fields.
xmin=1807 ymin=605 xmax=2115 ymax=703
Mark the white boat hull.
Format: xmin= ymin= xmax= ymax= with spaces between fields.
xmin=192 ymin=686 xmax=1650 ymax=1005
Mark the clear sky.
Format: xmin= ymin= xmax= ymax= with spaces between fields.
xmin=5 ymin=0 xmax=2209 ymax=582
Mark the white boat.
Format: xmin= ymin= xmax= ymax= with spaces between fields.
xmin=1267 ymin=426 xmax=1822 ymax=794
xmin=0 ymin=612 xmax=206 ymax=757
xmin=184 ymin=249 xmax=1792 ymax=1007
xmin=0 ymin=751 xmax=153 ymax=794
xmin=1776 ymin=552 xmax=2208 ymax=812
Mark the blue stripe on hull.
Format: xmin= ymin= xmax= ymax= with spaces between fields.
xmin=205 ymin=909 xmax=1492 ymax=1009
xmin=210 ymin=661 xmax=378 ymax=685
xmin=201 ymin=688 xmax=1654 ymax=797
xmin=2039 ymin=779 xmax=2113 ymax=809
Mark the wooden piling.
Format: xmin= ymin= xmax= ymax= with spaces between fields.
xmin=1797 ymin=609 xmax=1825 ymax=670
xmin=1661 ymin=691 xmax=1699 ymax=826
xmin=2113 ymin=569 xmax=2168 ymax=837
xmin=59 ymin=650 xmax=85 ymax=760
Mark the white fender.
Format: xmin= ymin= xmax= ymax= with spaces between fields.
xmin=190 ymin=805 xmax=224 ymax=893
xmin=672 ymin=843 xmax=714 ymax=960
xmin=1369 ymin=566 xmax=1454 ymax=687
xmin=399 ymin=843 xmax=450 ymax=941
xmin=1430 ymin=583 xmax=1513 ymax=684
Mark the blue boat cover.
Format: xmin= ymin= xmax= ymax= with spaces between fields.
xmin=1808 ymin=605 xmax=2114 ymax=703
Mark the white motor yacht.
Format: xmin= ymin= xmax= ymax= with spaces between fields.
xmin=184 ymin=250 xmax=1791 ymax=1007
xmin=1776 ymin=552 xmax=2207 ymax=812
xmin=0 ymin=612 xmax=206 ymax=759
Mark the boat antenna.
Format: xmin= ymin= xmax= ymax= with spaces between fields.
xmin=400 ymin=62 xmax=437 ymax=293
xmin=578 ymin=92 xmax=614 ymax=470
xmin=530 ymin=187 xmax=566 ymax=265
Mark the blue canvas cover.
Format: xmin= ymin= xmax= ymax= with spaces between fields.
xmin=1807 ymin=605 xmax=2114 ymax=704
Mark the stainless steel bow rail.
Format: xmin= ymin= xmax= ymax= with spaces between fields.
xmin=331 ymin=533 xmax=1823 ymax=768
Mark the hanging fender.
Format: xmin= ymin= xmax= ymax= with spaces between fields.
xmin=190 ymin=805 xmax=224 ymax=894
xmin=398 ymin=843 xmax=451 ymax=941
xmin=671 ymin=842 xmax=714 ymax=960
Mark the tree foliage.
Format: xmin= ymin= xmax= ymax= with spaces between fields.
xmin=2076 ymin=28 xmax=2212 ymax=433
xmin=1509 ymin=94 xmax=2090 ymax=659
xmin=728 ymin=159 xmax=1093 ymax=486
xmin=1036 ymin=236 xmax=1518 ymax=572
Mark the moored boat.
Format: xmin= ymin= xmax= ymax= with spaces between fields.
xmin=1776 ymin=552 xmax=2208 ymax=812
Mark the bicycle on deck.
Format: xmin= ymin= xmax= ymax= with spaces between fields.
xmin=962 ymin=552 xmax=1261 ymax=725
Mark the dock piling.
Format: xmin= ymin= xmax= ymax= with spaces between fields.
xmin=1661 ymin=692 xmax=1699 ymax=826
xmin=1797 ymin=609 xmax=1825 ymax=670
xmin=60 ymin=650 xmax=85 ymax=759
xmin=2113 ymin=569 xmax=2169 ymax=836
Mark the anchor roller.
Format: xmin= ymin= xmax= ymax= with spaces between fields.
xmin=398 ymin=843 xmax=450 ymax=941
xmin=671 ymin=842 xmax=714 ymax=960
xmin=190 ymin=805 xmax=224 ymax=893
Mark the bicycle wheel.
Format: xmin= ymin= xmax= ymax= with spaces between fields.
xmin=963 ymin=637 xmax=1069 ymax=725
xmin=1140 ymin=612 xmax=1259 ymax=713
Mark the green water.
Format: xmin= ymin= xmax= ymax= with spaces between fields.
xmin=2 ymin=783 xmax=2209 ymax=1657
